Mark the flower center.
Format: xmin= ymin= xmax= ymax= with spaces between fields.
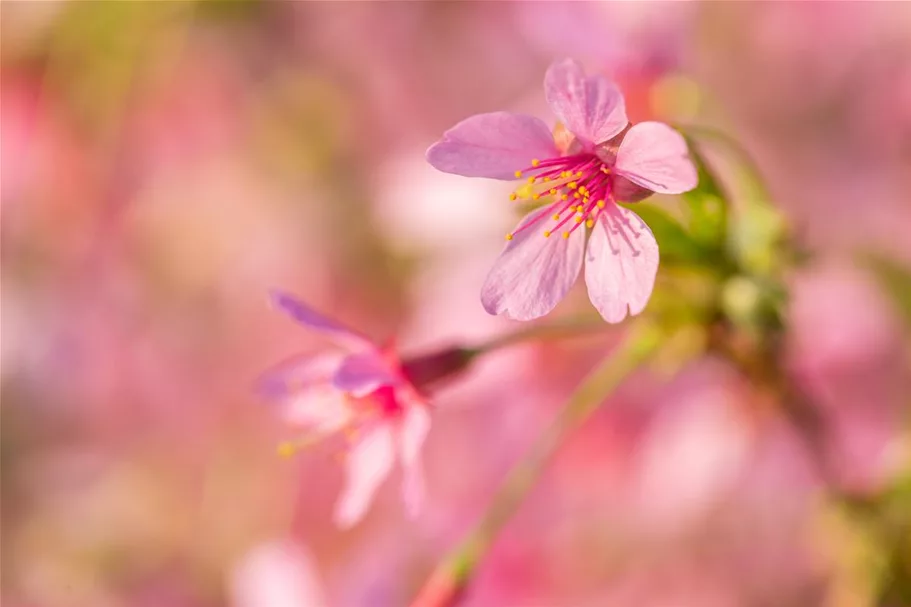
xmin=507 ymin=154 xmax=614 ymax=241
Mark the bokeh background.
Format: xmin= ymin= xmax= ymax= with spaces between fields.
xmin=2 ymin=2 xmax=910 ymax=606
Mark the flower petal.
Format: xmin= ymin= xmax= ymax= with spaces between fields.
xmin=614 ymin=122 xmax=698 ymax=194
xmin=334 ymin=424 xmax=396 ymax=528
xmin=544 ymin=58 xmax=627 ymax=145
xmin=481 ymin=205 xmax=585 ymax=321
xmin=584 ymin=205 xmax=659 ymax=323
xmin=269 ymin=290 xmax=372 ymax=351
xmin=397 ymin=402 xmax=431 ymax=517
xmin=256 ymin=352 xmax=342 ymax=399
xmin=425 ymin=112 xmax=558 ymax=180
xmin=282 ymin=382 xmax=352 ymax=434
xmin=332 ymin=351 xmax=398 ymax=397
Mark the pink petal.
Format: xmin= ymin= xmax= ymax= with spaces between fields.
xmin=425 ymin=112 xmax=558 ymax=180
xmin=397 ymin=402 xmax=431 ymax=517
xmin=544 ymin=58 xmax=627 ymax=145
xmin=270 ymin=290 xmax=372 ymax=351
xmin=332 ymin=351 xmax=398 ymax=397
xmin=282 ymin=382 xmax=352 ymax=434
xmin=614 ymin=122 xmax=698 ymax=194
xmin=481 ymin=206 xmax=585 ymax=321
xmin=230 ymin=539 xmax=327 ymax=607
xmin=334 ymin=424 xmax=396 ymax=528
xmin=584 ymin=205 xmax=659 ymax=323
xmin=257 ymin=352 xmax=342 ymax=399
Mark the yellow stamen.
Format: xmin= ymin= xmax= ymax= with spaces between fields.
xmin=562 ymin=231 xmax=570 ymax=239
xmin=543 ymin=176 xmax=551 ymax=182
xmin=515 ymin=170 xmax=523 ymax=178
xmin=575 ymin=216 xmax=583 ymax=223
xmin=597 ymin=200 xmax=606 ymax=208
xmin=277 ymin=435 xmax=321 ymax=458
xmin=527 ymin=176 xmax=536 ymax=184
xmin=505 ymin=233 xmax=514 ymax=241
xmin=561 ymin=194 xmax=569 ymax=201
xmin=543 ymin=230 xmax=552 ymax=238
xmin=509 ymin=193 xmax=517 ymax=201
xmin=277 ymin=442 xmax=297 ymax=458
xmin=568 ymin=181 xmax=577 ymax=189
xmin=586 ymin=219 xmax=594 ymax=228
xmin=549 ymin=188 xmax=557 ymax=195
xmin=574 ymin=192 xmax=581 ymax=199
xmin=552 ymin=214 xmax=560 ymax=220
xmin=531 ymin=159 xmax=540 ymax=167
xmin=576 ymin=171 xmax=583 ymax=177
xmin=532 ymin=193 xmax=540 ymax=200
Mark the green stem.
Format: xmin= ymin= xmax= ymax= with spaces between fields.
xmin=410 ymin=323 xmax=662 ymax=607
xmin=469 ymin=316 xmax=609 ymax=355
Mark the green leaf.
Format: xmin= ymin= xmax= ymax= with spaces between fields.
xmin=862 ymin=253 xmax=911 ymax=332
xmin=625 ymin=203 xmax=711 ymax=266
xmin=680 ymin=138 xmax=728 ymax=251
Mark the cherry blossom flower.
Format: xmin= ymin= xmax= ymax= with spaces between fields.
xmin=230 ymin=539 xmax=327 ymax=607
xmin=259 ymin=290 xmax=431 ymax=528
xmin=426 ymin=58 xmax=698 ymax=322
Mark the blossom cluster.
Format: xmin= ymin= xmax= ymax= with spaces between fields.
xmin=263 ymin=59 xmax=698 ymax=525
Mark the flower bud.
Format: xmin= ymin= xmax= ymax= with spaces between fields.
xmin=400 ymin=347 xmax=476 ymax=392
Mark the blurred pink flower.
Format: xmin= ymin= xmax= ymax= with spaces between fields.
xmin=260 ymin=291 xmax=431 ymax=528
xmin=230 ymin=539 xmax=327 ymax=607
xmin=426 ymin=59 xmax=697 ymax=322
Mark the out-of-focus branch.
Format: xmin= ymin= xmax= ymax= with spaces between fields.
xmin=707 ymin=322 xmax=839 ymax=489
xmin=409 ymin=323 xmax=662 ymax=607
xmin=401 ymin=317 xmax=612 ymax=392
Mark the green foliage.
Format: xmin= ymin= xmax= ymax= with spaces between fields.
xmin=681 ymin=139 xmax=728 ymax=252
xmin=862 ymin=253 xmax=911 ymax=333
xmin=624 ymin=203 xmax=714 ymax=267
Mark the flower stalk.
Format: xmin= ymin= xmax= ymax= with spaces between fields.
xmin=410 ymin=322 xmax=663 ymax=607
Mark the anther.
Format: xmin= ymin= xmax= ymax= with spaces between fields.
xmin=568 ymin=181 xmax=577 ymax=189
xmin=543 ymin=230 xmax=552 ymax=238
xmin=509 ymin=193 xmax=517 ymax=201
xmin=552 ymin=214 xmax=560 ymax=220
xmin=515 ymin=170 xmax=523 ymax=178
xmin=527 ymin=176 xmax=536 ymax=184
xmin=561 ymin=194 xmax=569 ymax=201
xmin=576 ymin=171 xmax=583 ymax=177
xmin=562 ymin=231 xmax=570 ymax=239
xmin=505 ymin=233 xmax=514 ymax=241
xmin=575 ymin=216 xmax=583 ymax=223
xmin=277 ymin=442 xmax=297 ymax=458
xmin=531 ymin=159 xmax=540 ymax=167
xmin=549 ymin=188 xmax=557 ymax=195
xmin=597 ymin=200 xmax=606 ymax=208
xmin=586 ymin=219 xmax=594 ymax=228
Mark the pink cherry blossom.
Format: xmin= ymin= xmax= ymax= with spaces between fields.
xmin=426 ymin=58 xmax=698 ymax=322
xmin=259 ymin=290 xmax=431 ymax=528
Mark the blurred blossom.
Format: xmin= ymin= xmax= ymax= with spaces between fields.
xmin=375 ymin=150 xmax=514 ymax=252
xmin=633 ymin=371 xmax=753 ymax=532
xmin=231 ymin=539 xmax=327 ymax=607
xmin=2 ymin=3 xmax=910 ymax=606
xmin=515 ymin=2 xmax=693 ymax=76
xmin=427 ymin=58 xmax=697 ymax=322
xmin=260 ymin=291 xmax=432 ymax=528
xmin=788 ymin=262 xmax=908 ymax=490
